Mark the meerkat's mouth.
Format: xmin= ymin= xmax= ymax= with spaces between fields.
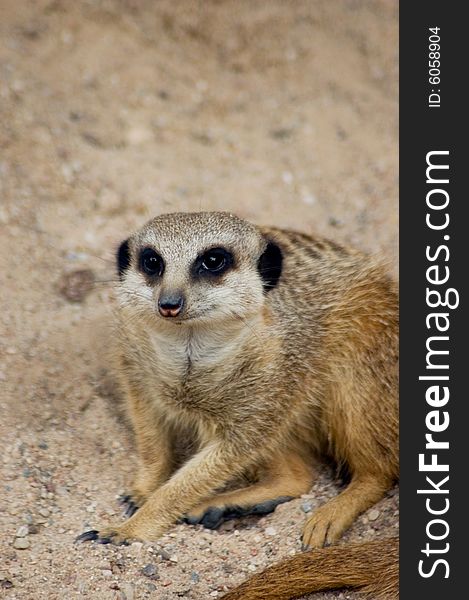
xmin=155 ymin=311 xmax=201 ymax=324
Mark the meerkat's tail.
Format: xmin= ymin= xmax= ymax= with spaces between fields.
xmin=221 ymin=537 xmax=398 ymax=600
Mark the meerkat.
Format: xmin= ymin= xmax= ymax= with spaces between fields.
xmin=76 ymin=211 xmax=398 ymax=552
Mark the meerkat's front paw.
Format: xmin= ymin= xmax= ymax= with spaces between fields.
xmin=75 ymin=510 xmax=172 ymax=546
xmin=75 ymin=525 xmax=134 ymax=546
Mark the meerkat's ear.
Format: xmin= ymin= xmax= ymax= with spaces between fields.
xmin=116 ymin=239 xmax=131 ymax=280
xmin=258 ymin=239 xmax=283 ymax=291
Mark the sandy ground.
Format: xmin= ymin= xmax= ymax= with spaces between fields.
xmin=0 ymin=1 xmax=398 ymax=598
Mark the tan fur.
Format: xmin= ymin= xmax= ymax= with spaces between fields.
xmin=221 ymin=537 xmax=399 ymax=599
xmin=188 ymin=451 xmax=314 ymax=520
xmin=83 ymin=211 xmax=398 ymax=553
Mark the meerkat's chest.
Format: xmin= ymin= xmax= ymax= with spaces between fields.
xmin=125 ymin=324 xmax=286 ymax=421
xmin=144 ymin=327 xmax=246 ymax=395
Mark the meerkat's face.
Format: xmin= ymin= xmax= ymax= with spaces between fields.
xmin=115 ymin=212 xmax=282 ymax=327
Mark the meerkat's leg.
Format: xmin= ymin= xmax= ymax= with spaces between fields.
xmin=185 ymin=452 xmax=314 ymax=528
xmin=121 ymin=387 xmax=174 ymax=514
xmin=303 ymin=367 xmax=397 ymax=547
xmin=302 ymin=472 xmax=391 ymax=549
xmin=77 ymin=440 xmax=257 ymax=544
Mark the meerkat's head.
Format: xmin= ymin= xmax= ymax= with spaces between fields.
xmin=115 ymin=212 xmax=282 ymax=327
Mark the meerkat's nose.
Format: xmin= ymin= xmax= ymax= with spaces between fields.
xmin=158 ymin=294 xmax=184 ymax=318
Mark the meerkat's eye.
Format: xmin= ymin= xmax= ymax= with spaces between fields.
xmin=140 ymin=248 xmax=164 ymax=277
xmin=198 ymin=248 xmax=232 ymax=275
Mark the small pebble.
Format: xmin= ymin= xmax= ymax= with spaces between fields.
xmin=329 ymin=216 xmax=344 ymax=228
xmin=120 ymin=583 xmax=135 ymax=600
xmin=368 ymin=509 xmax=380 ymax=521
xmin=16 ymin=525 xmax=29 ymax=538
xmin=265 ymin=527 xmax=277 ymax=536
xmin=126 ymin=126 xmax=153 ymax=146
xmin=302 ymin=193 xmax=316 ymax=206
xmin=190 ymin=571 xmax=200 ymax=583
xmin=301 ymin=501 xmax=313 ymax=513
xmin=141 ymin=564 xmax=158 ymax=580
xmin=270 ymin=127 xmax=294 ymax=140
xmin=0 ymin=579 xmax=14 ymax=589
xmin=13 ymin=538 xmax=30 ymax=550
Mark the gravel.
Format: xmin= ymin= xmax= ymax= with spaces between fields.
xmin=0 ymin=1 xmax=397 ymax=598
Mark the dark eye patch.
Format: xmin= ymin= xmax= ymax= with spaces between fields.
xmin=116 ymin=239 xmax=130 ymax=280
xmin=139 ymin=248 xmax=164 ymax=277
xmin=258 ymin=240 xmax=283 ymax=292
xmin=193 ymin=247 xmax=233 ymax=277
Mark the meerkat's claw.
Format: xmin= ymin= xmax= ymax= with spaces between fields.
xmin=182 ymin=507 xmax=225 ymax=528
xmin=96 ymin=536 xmax=113 ymax=544
xmin=221 ymin=497 xmax=293 ymax=520
xmin=74 ymin=527 xmax=130 ymax=546
xmin=184 ymin=496 xmax=294 ymax=530
xmin=199 ymin=507 xmax=226 ymax=529
xmin=182 ymin=514 xmax=203 ymax=526
xmin=302 ymin=512 xmax=336 ymax=549
xmin=74 ymin=529 xmax=99 ymax=544
xmin=240 ymin=496 xmax=294 ymax=516
xmin=124 ymin=502 xmax=139 ymax=518
xmin=118 ymin=493 xmax=141 ymax=518
xmin=122 ymin=499 xmax=140 ymax=518
xmin=117 ymin=494 xmax=132 ymax=506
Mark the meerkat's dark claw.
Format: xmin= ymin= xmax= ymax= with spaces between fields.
xmin=186 ymin=496 xmax=295 ymax=530
xmin=96 ymin=536 xmax=112 ymax=544
xmin=198 ymin=507 xmax=226 ymax=529
xmin=220 ymin=496 xmax=293 ymax=522
xmin=74 ymin=529 xmax=99 ymax=544
xmin=182 ymin=508 xmax=227 ymax=528
xmin=123 ymin=501 xmax=139 ymax=518
xmin=74 ymin=528 xmax=129 ymax=545
xmin=182 ymin=514 xmax=203 ymax=526
xmin=239 ymin=496 xmax=293 ymax=517
xmin=118 ymin=494 xmax=140 ymax=518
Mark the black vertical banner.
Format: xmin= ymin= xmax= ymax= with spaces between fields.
xmin=400 ymin=3 xmax=466 ymax=599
